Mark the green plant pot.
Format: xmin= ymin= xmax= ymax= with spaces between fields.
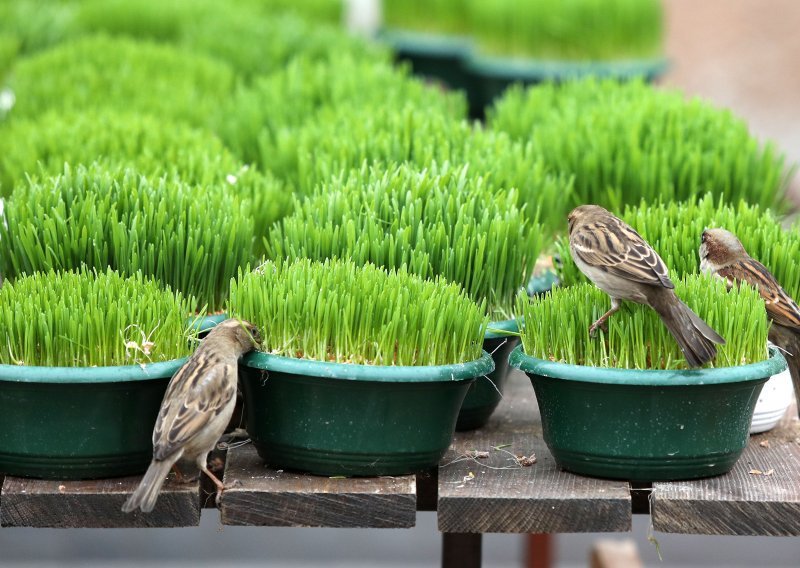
xmin=240 ymin=350 xmax=494 ymax=476
xmin=456 ymin=319 xmax=519 ymax=431
xmin=526 ymin=269 xmax=558 ymax=297
xmin=510 ymin=345 xmax=785 ymax=481
xmin=379 ymin=29 xmax=473 ymax=94
xmin=467 ymin=54 xmax=668 ymax=117
xmin=187 ymin=312 xmax=227 ymax=335
xmin=0 ymin=359 xmax=186 ymax=479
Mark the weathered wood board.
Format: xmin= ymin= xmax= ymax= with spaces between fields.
xmin=219 ymin=443 xmax=416 ymax=528
xmin=0 ymin=475 xmax=200 ymax=528
xmin=438 ymin=371 xmax=632 ymax=534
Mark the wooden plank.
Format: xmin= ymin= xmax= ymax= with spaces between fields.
xmin=0 ymin=475 xmax=200 ymax=528
xmin=441 ymin=533 xmax=482 ymax=568
xmin=652 ymin=404 xmax=800 ymax=536
xmin=438 ymin=371 xmax=631 ymax=534
xmin=219 ymin=443 xmax=416 ymax=528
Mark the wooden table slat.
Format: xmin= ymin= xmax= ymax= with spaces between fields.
xmin=219 ymin=444 xmax=416 ymax=528
xmin=0 ymin=475 xmax=201 ymax=528
xmin=652 ymin=404 xmax=800 ymax=536
xmin=438 ymin=372 xmax=632 ymax=534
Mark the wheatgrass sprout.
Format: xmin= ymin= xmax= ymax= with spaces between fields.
xmin=8 ymin=35 xmax=234 ymax=127
xmin=489 ymin=79 xmax=789 ymax=211
xmin=0 ymin=110 xmax=291 ymax=242
xmin=0 ymin=165 xmax=253 ymax=313
xmin=247 ymin=0 xmax=344 ymax=24
xmin=467 ymin=0 xmax=663 ymax=60
xmin=264 ymin=104 xmax=570 ymax=233
xmin=556 ymin=194 xmax=800 ymax=299
xmin=516 ymin=275 xmax=768 ymax=370
xmin=266 ymin=163 xmax=541 ymax=318
xmin=0 ymin=269 xmax=196 ymax=367
xmin=0 ymin=0 xmax=73 ymax=55
xmin=228 ymin=259 xmax=488 ymax=366
xmin=215 ymin=53 xmax=462 ymax=168
xmin=383 ymin=0 xmax=469 ymax=36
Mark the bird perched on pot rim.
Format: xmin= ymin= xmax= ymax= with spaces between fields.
xmin=122 ymin=318 xmax=261 ymax=513
xmin=700 ymin=227 xmax=800 ymax=415
xmin=567 ymin=204 xmax=725 ymax=367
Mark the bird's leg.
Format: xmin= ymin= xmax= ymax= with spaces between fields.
xmin=589 ymin=298 xmax=621 ymax=337
xmin=199 ymin=462 xmax=241 ymax=502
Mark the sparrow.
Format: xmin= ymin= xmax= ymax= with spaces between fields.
xmin=700 ymin=227 xmax=800 ymax=415
xmin=122 ymin=319 xmax=261 ymax=513
xmin=568 ymin=205 xmax=725 ymax=367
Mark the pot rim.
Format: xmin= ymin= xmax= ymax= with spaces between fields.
xmin=0 ymin=357 xmax=188 ymax=384
xmin=241 ymin=350 xmax=494 ymax=382
xmin=509 ymin=345 xmax=786 ymax=386
xmin=485 ymin=317 xmax=519 ymax=339
xmin=464 ymin=54 xmax=668 ymax=80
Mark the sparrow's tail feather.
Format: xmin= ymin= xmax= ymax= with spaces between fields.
xmin=769 ymin=324 xmax=800 ymax=419
xmin=121 ymin=459 xmax=173 ymax=513
xmin=652 ymin=292 xmax=724 ymax=368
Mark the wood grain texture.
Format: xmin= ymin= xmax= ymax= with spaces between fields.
xmin=652 ymin=403 xmax=800 ymax=535
xmin=1 ymin=475 xmax=200 ymax=528
xmin=219 ymin=443 xmax=416 ymax=528
xmin=438 ymin=371 xmax=631 ymax=534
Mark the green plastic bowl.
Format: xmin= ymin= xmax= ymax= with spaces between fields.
xmin=240 ymin=350 xmax=494 ymax=476
xmin=509 ymin=345 xmax=785 ymax=481
xmin=378 ymin=28 xmax=473 ymax=94
xmin=0 ymin=359 xmax=186 ymax=479
xmin=456 ymin=319 xmax=520 ymax=431
xmin=466 ymin=54 xmax=668 ymax=115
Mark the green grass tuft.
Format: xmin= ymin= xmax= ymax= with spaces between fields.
xmin=266 ymin=163 xmax=541 ymax=318
xmin=467 ymin=0 xmax=663 ymax=60
xmin=215 ymin=53 xmax=463 ymax=171
xmin=383 ymin=0 xmax=469 ymax=36
xmin=228 ymin=258 xmax=488 ymax=366
xmin=516 ymin=275 xmax=768 ymax=370
xmin=8 ymin=35 xmax=234 ymax=127
xmin=489 ymin=78 xmax=790 ymax=211
xmin=0 ymin=164 xmax=253 ymax=313
xmin=0 ymin=269 xmax=196 ymax=367
xmin=556 ymin=194 xmax=800 ymax=301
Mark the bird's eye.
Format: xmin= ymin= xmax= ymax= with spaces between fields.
xmin=701 ymin=232 xmax=706 ymax=243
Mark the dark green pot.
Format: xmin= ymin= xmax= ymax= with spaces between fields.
xmin=456 ymin=319 xmax=519 ymax=431
xmin=526 ymin=270 xmax=558 ymax=297
xmin=0 ymin=359 xmax=185 ymax=479
xmin=379 ymin=29 xmax=473 ymax=94
xmin=240 ymin=350 xmax=494 ymax=476
xmin=467 ymin=54 xmax=668 ymax=116
xmin=510 ymin=345 xmax=785 ymax=481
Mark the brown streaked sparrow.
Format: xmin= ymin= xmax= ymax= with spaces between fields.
xmin=122 ymin=318 xmax=260 ymax=513
xmin=700 ymin=227 xmax=800 ymax=415
xmin=568 ymin=205 xmax=725 ymax=367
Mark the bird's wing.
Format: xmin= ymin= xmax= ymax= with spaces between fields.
xmin=152 ymin=352 xmax=236 ymax=461
xmin=571 ymin=218 xmax=674 ymax=288
xmin=717 ymin=260 xmax=800 ymax=329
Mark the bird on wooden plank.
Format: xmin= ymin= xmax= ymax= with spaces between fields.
xmin=700 ymin=227 xmax=800 ymax=415
xmin=122 ymin=319 xmax=260 ymax=513
xmin=568 ymin=204 xmax=725 ymax=367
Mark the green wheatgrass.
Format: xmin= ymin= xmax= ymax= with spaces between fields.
xmin=488 ymin=78 xmax=789 ymax=211
xmin=0 ymin=110 xmax=290 ymax=247
xmin=383 ymin=0 xmax=469 ymax=36
xmin=215 ymin=52 xmax=463 ymax=169
xmin=0 ymin=164 xmax=253 ymax=313
xmin=228 ymin=258 xmax=488 ymax=366
xmin=467 ymin=0 xmax=663 ymax=60
xmin=0 ymin=269 xmax=196 ymax=367
xmin=263 ymin=102 xmax=569 ymax=234
xmin=556 ymin=194 xmax=800 ymax=301
xmin=8 ymin=35 xmax=234 ymax=127
xmin=516 ymin=275 xmax=768 ymax=370
xmin=266 ymin=162 xmax=540 ymax=319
